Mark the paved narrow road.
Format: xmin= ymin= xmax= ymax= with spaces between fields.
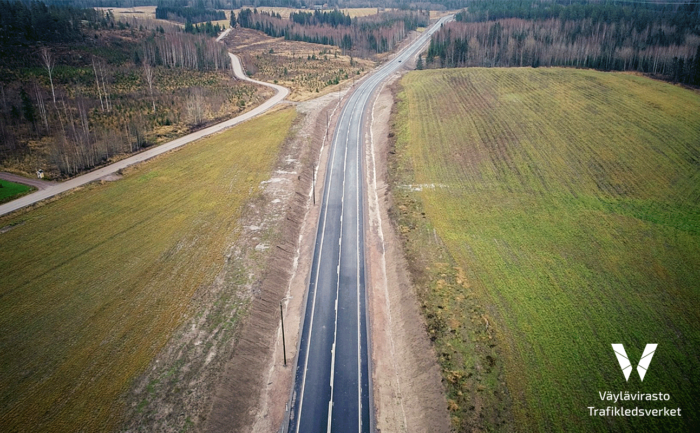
xmin=288 ymin=15 xmax=452 ymax=433
xmin=0 ymin=52 xmax=287 ymax=218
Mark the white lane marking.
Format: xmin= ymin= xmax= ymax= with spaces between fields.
xmin=352 ymin=77 xmax=379 ymax=433
xmin=295 ymin=84 xmax=354 ymax=432
xmin=294 ymin=16 xmax=452 ymax=431
xmin=356 ymin=87 xmax=363 ymax=433
xmin=327 ymin=87 xmax=357 ymax=433
xmin=327 ymin=400 xmax=334 ymax=432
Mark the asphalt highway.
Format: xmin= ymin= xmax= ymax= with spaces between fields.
xmin=288 ymin=15 xmax=453 ymax=433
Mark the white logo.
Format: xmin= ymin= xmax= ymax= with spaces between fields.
xmin=611 ymin=344 xmax=657 ymax=382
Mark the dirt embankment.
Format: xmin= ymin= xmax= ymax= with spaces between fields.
xmin=204 ymin=89 xmax=353 ymax=432
xmin=363 ymin=65 xmax=451 ymax=433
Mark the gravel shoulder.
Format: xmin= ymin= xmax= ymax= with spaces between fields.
xmin=363 ymin=67 xmax=451 ymax=433
xmin=205 ymin=87 xmax=353 ymax=433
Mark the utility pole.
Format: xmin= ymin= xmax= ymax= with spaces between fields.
xmin=312 ymin=164 xmax=316 ymax=205
xmin=280 ymin=301 xmax=287 ymax=366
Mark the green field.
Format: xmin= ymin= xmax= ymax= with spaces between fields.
xmin=391 ymin=68 xmax=700 ymax=431
xmin=0 ymin=108 xmax=295 ymax=432
xmin=0 ymin=180 xmax=33 ymax=204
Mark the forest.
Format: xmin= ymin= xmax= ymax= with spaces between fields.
xmin=0 ymin=0 xmax=104 ymax=49
xmin=155 ymin=5 xmax=226 ymax=24
xmin=425 ymin=0 xmax=700 ymax=84
xmin=0 ymin=2 xmax=250 ymax=179
xmin=36 ymin=0 xmax=462 ymax=10
xmin=236 ymin=8 xmax=429 ymax=56
xmin=185 ymin=20 xmax=226 ymax=37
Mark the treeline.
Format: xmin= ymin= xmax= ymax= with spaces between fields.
xmin=142 ymin=32 xmax=230 ymax=71
xmin=456 ymin=0 xmax=700 ymax=31
xmin=155 ymin=6 xmax=225 ymax=24
xmin=237 ymin=9 xmax=428 ymax=56
xmin=185 ymin=20 xmax=224 ymax=36
xmin=426 ymin=1 xmax=700 ymax=84
xmin=290 ymin=10 xmax=352 ymax=27
xmin=0 ymin=0 xmax=105 ymax=47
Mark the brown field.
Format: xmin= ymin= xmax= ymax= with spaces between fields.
xmin=223 ymin=27 xmax=374 ymax=101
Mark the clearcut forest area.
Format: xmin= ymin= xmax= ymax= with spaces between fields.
xmin=0 ymin=109 xmax=295 ymax=432
xmin=390 ymin=68 xmax=700 ymax=431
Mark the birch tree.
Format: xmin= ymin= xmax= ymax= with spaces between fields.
xmin=143 ymin=63 xmax=156 ymax=113
xmin=92 ymin=57 xmax=104 ymax=112
xmin=40 ymin=47 xmax=56 ymax=105
xmin=33 ymin=82 xmax=49 ymax=133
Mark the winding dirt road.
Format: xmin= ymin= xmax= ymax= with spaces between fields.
xmin=0 ymin=51 xmax=288 ymax=218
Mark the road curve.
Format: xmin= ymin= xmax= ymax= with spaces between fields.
xmin=0 ymin=52 xmax=288 ymax=218
xmin=287 ymin=15 xmax=452 ymax=433
xmin=0 ymin=172 xmax=57 ymax=190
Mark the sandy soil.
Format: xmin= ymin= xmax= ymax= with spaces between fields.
xmin=362 ymin=66 xmax=451 ymax=432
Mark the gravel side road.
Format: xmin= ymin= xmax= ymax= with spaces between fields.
xmin=0 ymin=52 xmax=288 ymax=218
xmin=0 ymin=172 xmax=57 ymax=190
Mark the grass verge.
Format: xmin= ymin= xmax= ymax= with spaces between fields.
xmin=0 ymin=108 xmax=295 ymax=432
xmin=390 ymin=67 xmax=700 ymax=431
xmin=0 ymin=180 xmax=34 ymax=204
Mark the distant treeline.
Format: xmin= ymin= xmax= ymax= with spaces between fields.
xmin=427 ymin=0 xmax=700 ymax=84
xmin=142 ymin=32 xmax=230 ymax=70
xmin=38 ymin=0 xmax=465 ymax=10
xmin=0 ymin=0 xmax=105 ymax=47
xmin=42 ymin=0 xmax=233 ymax=8
xmin=457 ymin=0 xmax=700 ymax=30
xmin=290 ymin=10 xmax=352 ymax=27
xmin=236 ymin=9 xmax=429 ymax=56
xmin=184 ymin=20 xmax=224 ymax=36
xmin=155 ymin=6 xmax=225 ymax=24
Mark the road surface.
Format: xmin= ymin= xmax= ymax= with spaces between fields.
xmin=0 ymin=52 xmax=288 ymax=218
xmin=0 ymin=172 xmax=56 ymax=190
xmin=287 ymin=15 xmax=452 ymax=433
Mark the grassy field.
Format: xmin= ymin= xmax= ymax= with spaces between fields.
xmin=0 ymin=180 xmax=33 ymax=204
xmin=391 ymin=68 xmax=700 ymax=431
xmin=0 ymin=108 xmax=295 ymax=432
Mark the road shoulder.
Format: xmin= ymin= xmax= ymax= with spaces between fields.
xmin=364 ymin=70 xmax=451 ymax=432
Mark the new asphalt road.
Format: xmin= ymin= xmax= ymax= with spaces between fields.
xmin=288 ymin=15 xmax=453 ymax=433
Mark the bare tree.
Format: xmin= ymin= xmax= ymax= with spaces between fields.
xmin=185 ymin=87 xmax=205 ymax=126
xmin=0 ymin=84 xmax=7 ymax=114
xmin=92 ymin=57 xmax=105 ymax=112
xmin=33 ymin=82 xmax=49 ymax=133
xmin=40 ymin=47 xmax=56 ymax=105
xmin=100 ymin=62 xmax=112 ymax=112
xmin=143 ymin=63 xmax=156 ymax=113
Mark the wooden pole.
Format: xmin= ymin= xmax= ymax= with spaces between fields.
xmin=280 ymin=302 xmax=287 ymax=366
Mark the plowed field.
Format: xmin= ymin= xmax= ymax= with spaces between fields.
xmin=391 ymin=68 xmax=700 ymax=431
